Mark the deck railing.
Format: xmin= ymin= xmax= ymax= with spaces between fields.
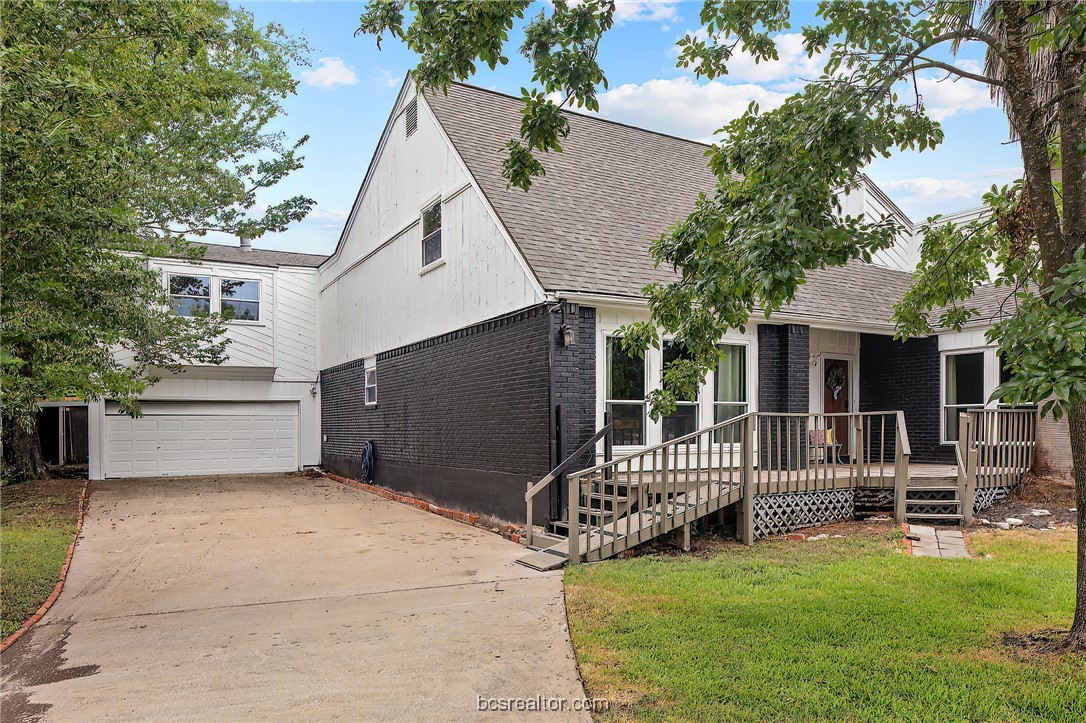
xmin=562 ymin=411 xmax=911 ymax=563
xmin=956 ymin=408 xmax=1037 ymax=522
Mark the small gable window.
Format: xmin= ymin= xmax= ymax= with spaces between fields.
xmin=169 ymin=274 xmax=211 ymax=317
xmin=421 ymin=200 xmax=442 ymax=267
xmin=405 ymin=97 xmax=418 ymax=138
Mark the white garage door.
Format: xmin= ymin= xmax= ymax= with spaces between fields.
xmin=103 ymin=401 xmax=299 ymax=478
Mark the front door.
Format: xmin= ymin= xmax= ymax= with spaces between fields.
xmin=823 ymin=358 xmax=851 ymax=458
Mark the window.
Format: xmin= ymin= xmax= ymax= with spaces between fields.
xmin=714 ymin=343 xmax=748 ymax=442
xmin=365 ymin=366 xmax=377 ymax=405
xmin=220 ymin=279 xmax=261 ymax=321
xmin=662 ymin=341 xmax=699 ymax=442
xmin=421 ymin=201 xmax=442 ymax=267
xmin=405 ymin=97 xmax=418 ymax=138
xmin=944 ymin=351 xmax=985 ymax=442
xmin=606 ymin=336 xmax=645 ymax=446
xmin=169 ymin=274 xmax=211 ymax=317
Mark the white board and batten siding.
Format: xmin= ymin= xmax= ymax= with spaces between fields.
xmin=319 ymin=83 xmax=544 ymax=369
xmin=91 ymin=258 xmax=322 ymax=479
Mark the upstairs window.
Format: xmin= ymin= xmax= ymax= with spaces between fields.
xmin=169 ymin=274 xmax=211 ymax=317
xmin=421 ymin=201 xmax=442 ymax=267
xmin=220 ymin=279 xmax=261 ymax=321
xmin=606 ymin=336 xmax=645 ymax=446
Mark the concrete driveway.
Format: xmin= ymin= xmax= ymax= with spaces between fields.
xmin=1 ymin=474 xmax=589 ymax=722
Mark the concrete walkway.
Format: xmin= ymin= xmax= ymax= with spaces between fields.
xmin=1 ymin=474 xmax=588 ymax=722
xmin=906 ymin=524 xmax=972 ymax=559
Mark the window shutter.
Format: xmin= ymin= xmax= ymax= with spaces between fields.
xmin=405 ymin=97 xmax=418 ymax=138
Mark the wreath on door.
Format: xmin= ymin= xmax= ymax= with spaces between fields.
xmin=827 ymin=365 xmax=847 ymax=400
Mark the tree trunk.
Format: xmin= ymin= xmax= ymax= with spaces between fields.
xmin=2 ymin=414 xmax=49 ymax=483
xmin=1068 ymin=400 xmax=1086 ymax=648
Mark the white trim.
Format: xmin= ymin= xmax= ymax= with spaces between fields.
xmin=939 ymin=346 xmax=999 ymax=444
xmin=557 ymin=291 xmax=904 ymax=335
xmin=323 ymin=75 xmax=415 ymax=269
xmin=418 ymin=258 xmax=446 ymax=276
xmin=817 ymin=352 xmax=859 ymax=414
xmin=419 ymin=195 xmax=443 ymax=268
xmin=417 ymin=90 xmax=547 ymax=302
xmin=164 ymin=270 xmax=265 ymax=325
xmin=596 ymin=317 xmax=756 ymax=456
xmin=364 ymin=356 xmax=377 ymax=406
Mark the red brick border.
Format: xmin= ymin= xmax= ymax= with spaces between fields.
xmin=900 ymin=522 xmax=915 ymax=556
xmin=961 ymin=529 xmax=978 ymax=558
xmin=323 ymin=472 xmax=527 ymax=542
xmin=1 ymin=479 xmax=89 ymax=653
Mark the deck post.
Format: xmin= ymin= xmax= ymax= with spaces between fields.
xmin=567 ymin=473 xmax=580 ymax=565
xmin=738 ymin=417 xmax=755 ymax=545
xmin=893 ymin=412 xmax=909 ymax=523
xmin=851 ymin=414 xmax=864 ymax=485
xmin=675 ymin=523 xmax=691 ymax=552
xmin=962 ymin=447 xmax=978 ymax=526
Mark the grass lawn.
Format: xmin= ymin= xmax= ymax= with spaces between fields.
xmin=565 ymin=527 xmax=1084 ymax=722
xmin=1 ymin=478 xmax=83 ymax=639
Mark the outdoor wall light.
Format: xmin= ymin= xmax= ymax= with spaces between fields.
xmin=560 ymin=323 xmax=575 ymax=347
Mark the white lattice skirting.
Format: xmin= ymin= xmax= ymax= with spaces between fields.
xmin=973 ymin=485 xmax=1015 ymax=514
xmin=753 ymin=489 xmax=855 ymax=539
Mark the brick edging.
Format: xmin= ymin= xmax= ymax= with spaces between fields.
xmin=1 ymin=479 xmax=89 ymax=653
xmin=322 ymin=472 xmax=527 ymax=543
xmin=961 ymin=529 xmax=978 ymax=558
xmin=900 ymin=522 xmax=914 ymax=556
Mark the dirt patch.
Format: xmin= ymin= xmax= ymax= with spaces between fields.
xmin=1 ymin=478 xmax=83 ymax=525
xmin=1002 ymin=628 xmax=1085 ymax=657
xmin=975 ymin=474 xmax=1077 ymax=527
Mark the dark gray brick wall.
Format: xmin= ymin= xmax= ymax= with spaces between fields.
xmin=757 ymin=324 xmax=810 ymax=467
xmin=552 ymin=304 xmax=597 ymax=470
xmin=321 ymin=305 xmax=553 ymax=521
xmin=549 ymin=304 xmax=597 ymax=518
xmin=859 ymin=334 xmax=953 ymax=463
xmin=757 ymin=324 xmax=810 ymax=413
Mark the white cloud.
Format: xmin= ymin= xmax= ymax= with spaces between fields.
xmin=674 ymin=31 xmax=828 ymax=87
xmin=909 ymin=75 xmax=994 ymax=121
xmin=300 ymin=57 xmax=359 ymax=89
xmin=881 ymin=177 xmax=977 ymax=203
xmin=594 ymin=77 xmax=790 ymax=141
xmin=374 ymin=68 xmax=403 ymax=90
xmin=305 ymin=207 xmax=349 ymax=227
xmin=614 ymin=1 xmax=680 ymax=23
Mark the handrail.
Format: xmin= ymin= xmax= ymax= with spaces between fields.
xmin=566 ymin=412 xmax=757 ymax=481
xmin=525 ymin=418 xmax=613 ymax=549
xmin=566 ymin=410 xmax=904 ymax=482
xmin=526 ymin=422 xmax=613 ymax=502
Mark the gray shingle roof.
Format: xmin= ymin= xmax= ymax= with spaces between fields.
xmin=191 ymin=243 xmax=327 ymax=268
xmin=424 ymin=83 xmax=931 ymax=329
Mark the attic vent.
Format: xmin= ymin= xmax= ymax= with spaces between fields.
xmin=405 ymin=97 xmax=418 ymax=138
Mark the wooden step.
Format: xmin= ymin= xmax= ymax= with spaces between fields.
xmin=527 ymin=531 xmax=566 ymax=550
xmin=906 ymin=485 xmax=959 ymax=493
xmin=904 ymin=512 xmax=964 ymax=521
xmin=906 ymin=498 xmax=962 ymax=505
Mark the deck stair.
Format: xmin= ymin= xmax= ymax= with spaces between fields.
xmin=519 ymin=410 xmax=919 ymax=568
xmin=904 ymin=485 xmax=964 ymax=524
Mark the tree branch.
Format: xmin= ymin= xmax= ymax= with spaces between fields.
xmin=910 ymin=60 xmax=1004 ymax=86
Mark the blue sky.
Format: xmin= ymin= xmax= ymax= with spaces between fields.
xmin=234 ymin=1 xmax=1024 ymax=255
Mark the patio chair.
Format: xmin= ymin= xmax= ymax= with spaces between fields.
xmin=808 ymin=427 xmax=843 ymax=465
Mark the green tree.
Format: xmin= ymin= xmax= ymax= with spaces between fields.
xmin=358 ymin=0 xmax=1086 ymax=645
xmin=1 ymin=0 xmax=313 ymax=480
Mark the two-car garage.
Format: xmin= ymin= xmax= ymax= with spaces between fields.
xmin=102 ymin=401 xmax=300 ymax=478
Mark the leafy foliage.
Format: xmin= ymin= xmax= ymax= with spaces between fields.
xmin=1 ymin=0 xmax=313 ymax=474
